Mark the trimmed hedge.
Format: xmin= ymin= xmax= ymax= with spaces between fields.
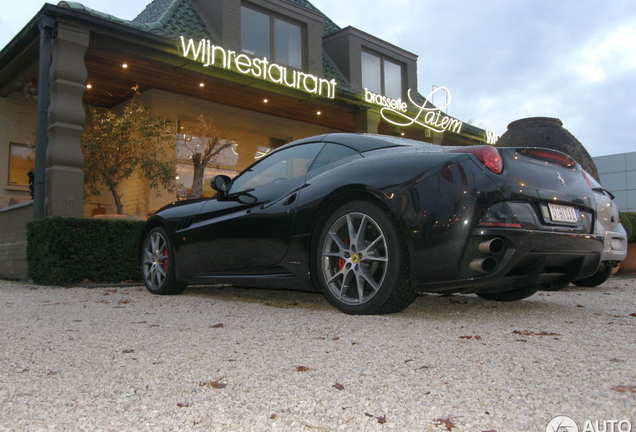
xmin=27 ymin=217 xmax=146 ymax=286
xmin=621 ymin=212 xmax=636 ymax=243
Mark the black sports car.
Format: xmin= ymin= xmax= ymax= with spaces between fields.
xmin=141 ymin=133 xmax=603 ymax=314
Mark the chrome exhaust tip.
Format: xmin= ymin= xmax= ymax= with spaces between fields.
xmin=478 ymin=238 xmax=505 ymax=255
xmin=469 ymin=257 xmax=498 ymax=274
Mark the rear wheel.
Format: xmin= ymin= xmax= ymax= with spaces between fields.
xmin=477 ymin=285 xmax=538 ymax=302
xmin=141 ymin=227 xmax=186 ymax=295
xmin=573 ymin=265 xmax=613 ymax=287
xmin=316 ymin=201 xmax=416 ymax=314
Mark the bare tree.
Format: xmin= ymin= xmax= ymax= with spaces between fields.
xmin=179 ymin=115 xmax=234 ymax=199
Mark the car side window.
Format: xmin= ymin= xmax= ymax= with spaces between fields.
xmin=230 ymin=143 xmax=324 ymax=193
xmin=308 ymin=143 xmax=359 ymax=172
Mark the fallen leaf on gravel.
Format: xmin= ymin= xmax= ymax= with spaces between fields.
xmin=576 ymin=304 xmax=585 ymax=308
xmin=332 ymin=336 xmax=340 ymax=341
xmin=611 ymin=385 xmax=636 ymax=393
xmin=434 ymin=416 xmax=456 ymax=431
xmin=122 ymin=349 xmax=135 ymax=354
xmin=513 ymin=330 xmax=559 ymax=336
xmin=515 ymin=339 xmax=528 ymax=343
xmin=210 ymin=323 xmax=224 ymax=328
xmin=117 ymin=300 xmax=131 ymax=305
xmin=269 ymin=414 xmax=277 ymax=419
xmin=177 ymin=402 xmax=190 ymax=408
xmin=630 ymin=313 xmax=636 ymax=317
xmin=295 ymin=366 xmax=311 ymax=372
xmin=459 ymin=335 xmax=482 ymax=340
xmin=377 ymin=415 xmax=387 ymax=424
xmin=333 ymin=383 xmax=345 ymax=390
xmin=199 ymin=380 xmax=227 ymax=389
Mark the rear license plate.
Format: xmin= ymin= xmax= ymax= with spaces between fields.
xmin=548 ymin=203 xmax=578 ymax=223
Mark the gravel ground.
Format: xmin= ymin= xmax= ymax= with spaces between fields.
xmin=0 ymin=276 xmax=635 ymax=432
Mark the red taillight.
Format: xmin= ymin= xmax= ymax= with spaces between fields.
xmin=519 ymin=148 xmax=576 ymax=168
xmin=452 ymin=146 xmax=503 ymax=174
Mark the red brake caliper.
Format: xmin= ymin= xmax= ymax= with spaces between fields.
xmin=162 ymin=249 xmax=169 ymax=272
xmin=338 ymin=238 xmax=350 ymax=270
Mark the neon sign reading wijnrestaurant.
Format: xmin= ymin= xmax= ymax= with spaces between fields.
xmin=379 ymin=87 xmax=463 ymax=134
xmin=179 ymin=36 xmax=337 ymax=99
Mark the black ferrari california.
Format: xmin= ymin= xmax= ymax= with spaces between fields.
xmin=141 ymin=133 xmax=603 ymax=314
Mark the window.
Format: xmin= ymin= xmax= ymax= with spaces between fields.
xmin=8 ymin=143 xmax=35 ymax=187
xmin=309 ymin=143 xmax=358 ymax=172
xmin=241 ymin=5 xmax=303 ymax=69
xmin=230 ymin=143 xmax=323 ymax=193
xmin=361 ymin=51 xmax=403 ymax=100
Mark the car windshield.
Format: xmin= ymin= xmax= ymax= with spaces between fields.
xmin=230 ymin=143 xmax=323 ymax=193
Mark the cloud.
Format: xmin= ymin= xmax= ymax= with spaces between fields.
xmin=572 ymin=19 xmax=636 ymax=83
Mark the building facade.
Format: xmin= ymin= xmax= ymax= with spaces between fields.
xmin=0 ymin=0 xmax=491 ymax=219
xmin=593 ymin=151 xmax=636 ymax=212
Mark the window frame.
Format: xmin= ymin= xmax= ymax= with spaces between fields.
xmin=7 ymin=142 xmax=35 ymax=189
xmin=361 ymin=50 xmax=405 ymax=100
xmin=240 ymin=4 xmax=306 ymax=70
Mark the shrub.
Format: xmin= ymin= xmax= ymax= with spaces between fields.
xmin=27 ymin=217 xmax=145 ymax=286
xmin=621 ymin=212 xmax=636 ymax=243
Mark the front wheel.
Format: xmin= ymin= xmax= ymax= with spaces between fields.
xmin=315 ymin=201 xmax=416 ymax=315
xmin=141 ymin=227 xmax=186 ymax=295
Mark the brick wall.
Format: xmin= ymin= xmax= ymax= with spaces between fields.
xmin=0 ymin=201 xmax=33 ymax=280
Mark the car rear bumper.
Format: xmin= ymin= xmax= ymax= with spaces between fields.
xmin=413 ymin=228 xmax=604 ymax=294
xmin=600 ymin=230 xmax=628 ymax=264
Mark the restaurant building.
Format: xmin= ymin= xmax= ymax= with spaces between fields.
xmin=0 ymin=0 xmax=493 ymax=279
xmin=0 ymin=0 xmax=493 ymax=217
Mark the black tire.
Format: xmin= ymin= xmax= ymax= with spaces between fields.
xmin=477 ymin=285 xmax=538 ymax=302
xmin=141 ymin=226 xmax=186 ymax=295
xmin=315 ymin=201 xmax=416 ymax=314
xmin=573 ymin=265 xmax=613 ymax=288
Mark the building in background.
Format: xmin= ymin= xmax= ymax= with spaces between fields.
xmin=593 ymin=152 xmax=636 ymax=212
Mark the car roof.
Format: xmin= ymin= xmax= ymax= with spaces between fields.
xmin=287 ymin=133 xmax=442 ymax=153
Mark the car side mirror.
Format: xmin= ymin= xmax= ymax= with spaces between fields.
xmin=210 ymin=175 xmax=232 ymax=196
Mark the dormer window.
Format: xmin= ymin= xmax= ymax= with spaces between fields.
xmin=241 ymin=5 xmax=303 ymax=69
xmin=361 ymin=51 xmax=403 ymax=100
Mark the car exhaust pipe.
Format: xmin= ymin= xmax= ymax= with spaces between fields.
xmin=478 ymin=238 xmax=505 ymax=255
xmin=469 ymin=257 xmax=498 ymax=274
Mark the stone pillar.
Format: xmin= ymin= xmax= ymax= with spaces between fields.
xmin=353 ymin=109 xmax=381 ymax=134
xmin=45 ymin=23 xmax=89 ymax=217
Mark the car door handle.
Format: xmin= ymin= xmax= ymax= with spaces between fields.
xmin=260 ymin=192 xmax=298 ymax=210
xmin=283 ymin=193 xmax=297 ymax=206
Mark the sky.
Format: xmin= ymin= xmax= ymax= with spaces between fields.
xmin=1 ymin=0 xmax=635 ymax=157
